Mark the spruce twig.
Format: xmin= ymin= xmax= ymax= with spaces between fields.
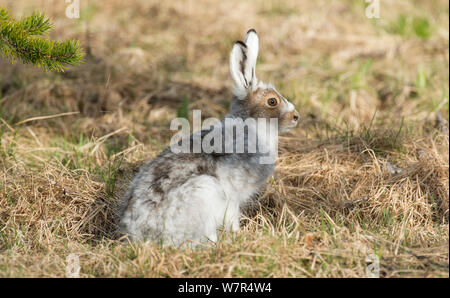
xmin=0 ymin=7 xmax=84 ymax=72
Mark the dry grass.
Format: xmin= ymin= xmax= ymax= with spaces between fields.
xmin=0 ymin=0 xmax=448 ymax=277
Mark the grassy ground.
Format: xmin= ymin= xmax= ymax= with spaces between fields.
xmin=0 ymin=0 xmax=448 ymax=277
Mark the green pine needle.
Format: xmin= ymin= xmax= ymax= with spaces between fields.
xmin=0 ymin=7 xmax=10 ymax=21
xmin=18 ymin=12 xmax=53 ymax=36
xmin=0 ymin=7 xmax=84 ymax=72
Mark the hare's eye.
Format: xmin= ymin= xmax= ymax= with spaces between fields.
xmin=267 ymin=98 xmax=277 ymax=107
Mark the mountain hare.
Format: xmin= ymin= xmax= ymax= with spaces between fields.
xmin=119 ymin=29 xmax=299 ymax=245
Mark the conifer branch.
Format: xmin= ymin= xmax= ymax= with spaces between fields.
xmin=0 ymin=7 xmax=84 ymax=72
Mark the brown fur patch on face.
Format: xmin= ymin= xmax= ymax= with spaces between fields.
xmin=244 ymin=88 xmax=284 ymax=119
xmin=242 ymin=87 xmax=299 ymax=131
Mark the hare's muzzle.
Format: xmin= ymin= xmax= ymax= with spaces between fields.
xmin=293 ymin=111 xmax=299 ymax=123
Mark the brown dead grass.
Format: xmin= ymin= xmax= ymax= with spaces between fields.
xmin=0 ymin=0 xmax=448 ymax=277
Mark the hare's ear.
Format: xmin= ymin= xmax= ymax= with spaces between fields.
xmin=230 ymin=29 xmax=259 ymax=98
xmin=244 ymin=29 xmax=259 ymax=87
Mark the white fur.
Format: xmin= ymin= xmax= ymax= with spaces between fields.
xmin=244 ymin=30 xmax=259 ymax=88
xmin=122 ymin=175 xmax=236 ymax=245
xmin=230 ymin=30 xmax=260 ymax=99
xmin=281 ymin=97 xmax=295 ymax=114
xmin=230 ymin=43 xmax=248 ymax=98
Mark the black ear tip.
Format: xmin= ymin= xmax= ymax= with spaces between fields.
xmin=247 ymin=28 xmax=257 ymax=34
xmin=235 ymin=40 xmax=247 ymax=48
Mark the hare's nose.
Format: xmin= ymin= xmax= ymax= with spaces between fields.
xmin=293 ymin=112 xmax=299 ymax=122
